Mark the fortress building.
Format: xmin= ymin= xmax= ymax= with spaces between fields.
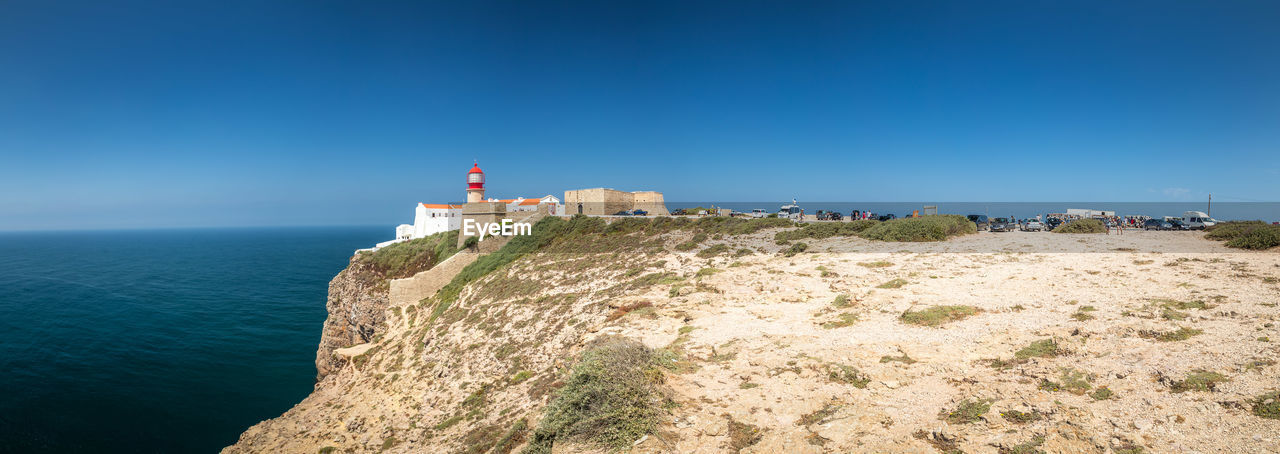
xmin=563 ymin=188 xmax=669 ymax=216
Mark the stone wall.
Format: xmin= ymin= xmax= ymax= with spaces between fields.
xmin=564 ymin=188 xmax=668 ymax=215
xmin=387 ymin=252 xmax=480 ymax=306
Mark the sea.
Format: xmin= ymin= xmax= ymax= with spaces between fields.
xmin=0 ymin=226 xmax=386 ymax=453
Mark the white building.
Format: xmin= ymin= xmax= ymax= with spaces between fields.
xmin=412 ymin=203 xmax=463 ymax=239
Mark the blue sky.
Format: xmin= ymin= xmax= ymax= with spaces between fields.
xmin=2 ymin=1 xmax=1279 ymax=230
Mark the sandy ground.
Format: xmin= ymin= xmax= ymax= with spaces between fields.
xmin=612 ymin=230 xmax=1280 ymax=453
xmin=226 ymin=229 xmax=1278 ymax=454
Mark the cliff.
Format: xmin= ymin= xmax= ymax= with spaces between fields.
xmin=315 ymin=232 xmax=462 ymax=379
xmin=227 ymin=217 xmax=1280 ymax=453
xmin=313 ymin=257 xmax=392 ymax=379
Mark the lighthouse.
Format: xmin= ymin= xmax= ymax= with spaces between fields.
xmin=466 ymin=163 xmax=485 ymax=203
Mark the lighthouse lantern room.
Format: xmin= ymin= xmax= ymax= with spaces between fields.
xmin=466 ymin=163 xmax=485 ymax=203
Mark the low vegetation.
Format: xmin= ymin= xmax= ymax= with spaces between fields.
xmin=726 ymin=416 xmax=763 ymax=452
xmin=858 ymin=215 xmax=977 ymax=242
xmin=877 ymin=278 xmax=908 ymax=289
xmin=773 ymin=219 xmax=879 ymax=243
xmin=359 ymin=230 xmax=460 ymax=279
xmin=901 ymin=305 xmax=980 ymax=327
xmin=1253 ymin=391 xmax=1280 ymax=419
xmin=1000 ymin=435 xmax=1046 ymax=454
xmin=1015 ymin=339 xmax=1063 ymax=360
xmin=939 ymin=398 xmax=993 ymax=424
xmin=1053 ymin=218 xmax=1106 ymax=234
xmin=1038 ymin=368 xmax=1093 ymax=395
xmin=1168 ymin=370 xmax=1229 ymax=393
xmin=523 ymin=337 xmax=669 ymax=453
xmin=1205 ymin=221 xmax=1280 ymax=250
xmin=1138 ymin=326 xmax=1203 ymax=342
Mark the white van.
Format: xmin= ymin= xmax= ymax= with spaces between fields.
xmin=1182 ymin=211 xmax=1217 ymax=230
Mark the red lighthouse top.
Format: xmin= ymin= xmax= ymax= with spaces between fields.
xmin=467 ymin=163 xmax=484 ymax=189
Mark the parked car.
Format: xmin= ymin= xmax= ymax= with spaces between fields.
xmin=876 ymin=214 xmax=896 ymax=222
xmin=750 ymin=209 xmax=768 ymax=218
xmin=1167 ymin=219 xmax=1189 ymax=230
xmin=989 ymin=217 xmax=1014 ymax=232
xmin=1143 ymin=219 xmax=1173 ymax=230
xmin=1045 ymin=218 xmax=1063 ymax=231
xmin=631 ymin=209 xmax=648 ymax=216
xmin=827 ymin=212 xmax=843 ymax=221
xmin=613 ymin=210 xmax=632 ymax=216
xmin=967 ymin=214 xmax=989 ymax=231
xmin=1022 ymin=220 xmax=1044 ymax=231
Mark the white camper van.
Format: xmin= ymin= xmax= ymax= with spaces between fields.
xmin=1181 ymin=211 xmax=1217 ymax=230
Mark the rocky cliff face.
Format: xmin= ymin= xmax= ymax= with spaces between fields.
xmin=314 ymin=257 xmax=390 ymax=380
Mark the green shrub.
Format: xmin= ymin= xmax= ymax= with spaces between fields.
xmin=784 ymin=242 xmax=808 ymax=257
xmin=361 ymin=230 xmax=460 ymax=278
xmin=900 ymin=305 xmax=980 ymax=327
xmin=1202 ymin=221 xmax=1280 ymax=250
xmin=773 ymin=220 xmax=879 ymax=244
xmin=1054 ymin=219 xmax=1106 ymax=234
xmin=522 ymin=337 xmax=668 ymax=453
xmin=1252 ymin=391 xmax=1280 ymax=419
xmin=939 ymin=398 xmax=993 ymax=424
xmin=858 ymin=215 xmax=976 ymax=242
xmin=1225 ymin=226 xmax=1280 ymax=250
xmin=1170 ymin=370 xmax=1228 ymax=393
xmin=1205 ymin=220 xmax=1267 ymax=238
xmin=1014 ymin=339 xmax=1062 ymax=359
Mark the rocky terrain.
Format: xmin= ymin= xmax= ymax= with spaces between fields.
xmin=226 ymin=217 xmax=1280 ymax=453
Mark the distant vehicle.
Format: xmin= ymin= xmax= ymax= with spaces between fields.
xmin=1143 ymin=219 xmax=1173 ymax=230
xmin=1167 ymin=219 xmax=1189 ymax=230
xmin=1182 ymin=211 xmax=1217 ymax=230
xmin=827 ymin=212 xmax=843 ymax=221
xmin=778 ymin=201 xmax=803 ymax=220
xmin=990 ymin=217 xmax=1014 ymax=232
xmin=750 ymin=209 xmax=768 ymax=218
xmin=613 ymin=210 xmax=632 ymax=216
xmin=1022 ymin=220 xmax=1044 ymax=232
xmin=877 ymin=214 xmax=896 ymax=222
xmin=631 ymin=209 xmax=648 ymax=216
xmin=967 ymin=214 xmax=989 ymax=231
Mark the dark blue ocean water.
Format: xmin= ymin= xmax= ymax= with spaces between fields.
xmin=0 ymin=227 xmax=385 ymax=453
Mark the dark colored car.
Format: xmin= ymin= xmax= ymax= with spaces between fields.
xmin=827 ymin=212 xmax=843 ymax=221
xmin=1045 ymin=218 xmax=1063 ymax=231
xmin=632 ymin=209 xmax=648 ymax=216
xmin=1168 ymin=219 xmax=1189 ymax=230
xmin=876 ymin=214 xmax=896 ymax=222
xmin=1143 ymin=219 xmax=1172 ymax=230
xmin=989 ymin=217 xmax=1014 ymax=232
xmin=967 ymin=214 xmax=989 ymax=231
xmin=613 ymin=210 xmax=632 ymax=216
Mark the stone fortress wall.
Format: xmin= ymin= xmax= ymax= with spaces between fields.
xmin=563 ymin=188 xmax=669 ymax=216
